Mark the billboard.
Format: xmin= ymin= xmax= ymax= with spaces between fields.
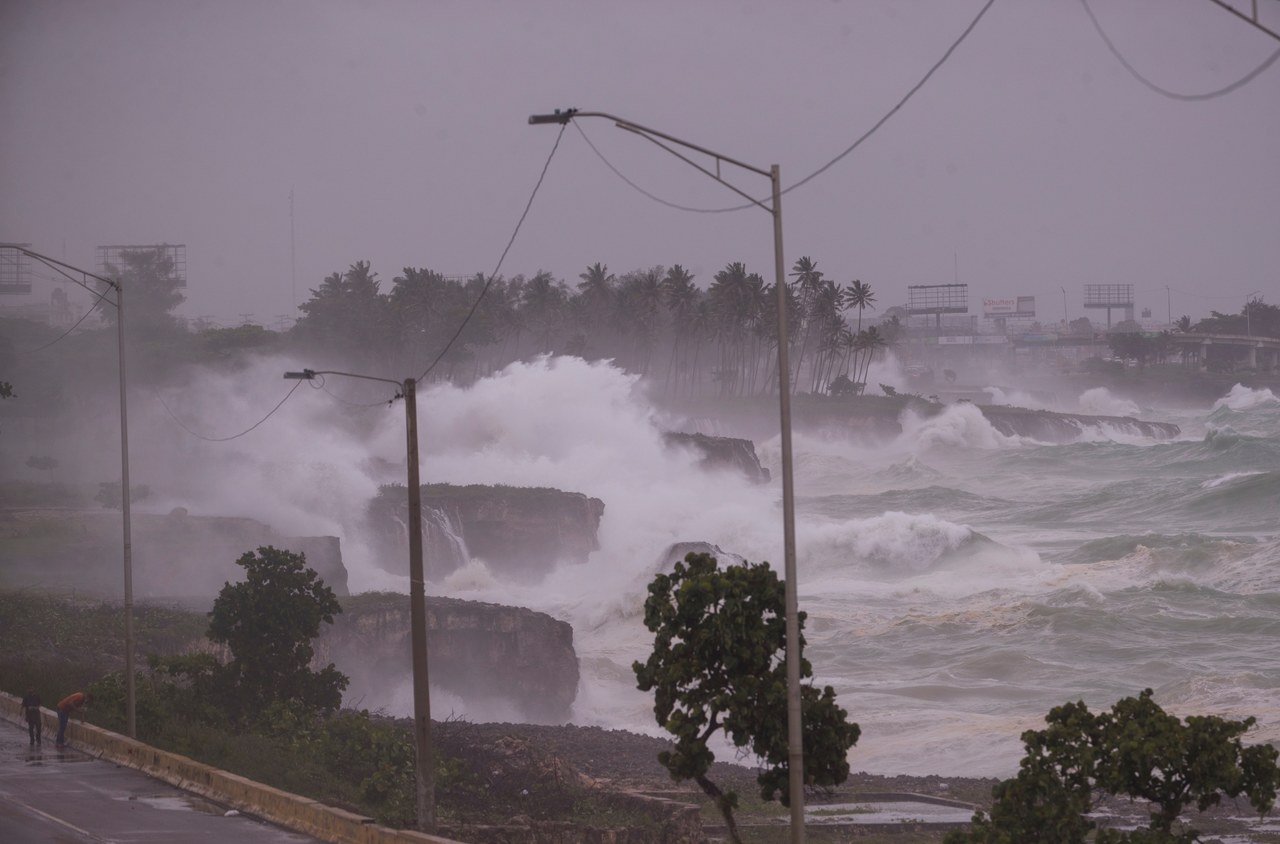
xmin=1083 ymin=284 xmax=1133 ymax=308
xmin=907 ymin=283 xmax=968 ymax=315
xmin=983 ymin=296 xmax=1035 ymax=317
xmin=0 ymin=244 xmax=32 ymax=295
xmin=95 ymin=244 xmax=187 ymax=288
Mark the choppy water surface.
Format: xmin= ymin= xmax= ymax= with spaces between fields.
xmin=408 ymin=364 xmax=1280 ymax=777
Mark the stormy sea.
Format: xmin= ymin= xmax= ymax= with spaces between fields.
xmin=330 ymin=358 xmax=1271 ymax=778
xmin=153 ymin=353 xmax=1275 ymax=779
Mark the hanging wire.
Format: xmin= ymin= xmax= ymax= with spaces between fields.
xmin=155 ymin=380 xmax=304 ymax=442
xmin=14 ymin=286 xmax=113 ymax=355
xmin=1080 ymin=0 xmax=1280 ymax=101
xmin=573 ymin=0 xmax=997 ymax=214
xmin=317 ymin=375 xmax=397 ymax=409
xmin=413 ymin=122 xmax=567 ymax=384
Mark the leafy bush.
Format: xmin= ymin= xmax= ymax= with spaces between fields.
xmin=946 ymin=690 xmax=1280 ymax=843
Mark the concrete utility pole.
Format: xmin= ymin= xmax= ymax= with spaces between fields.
xmin=284 ymin=369 xmax=434 ymax=831
xmin=0 ymin=244 xmax=136 ymax=738
xmin=528 ymin=108 xmax=807 ymax=844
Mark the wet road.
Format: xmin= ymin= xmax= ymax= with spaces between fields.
xmin=0 ymin=721 xmax=320 ymax=843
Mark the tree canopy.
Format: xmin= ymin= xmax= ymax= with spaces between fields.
xmin=633 ymin=551 xmax=859 ymax=844
xmin=207 ymin=545 xmax=348 ymax=718
xmin=946 ymin=689 xmax=1280 ymax=843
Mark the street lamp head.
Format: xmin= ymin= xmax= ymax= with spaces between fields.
xmin=283 ymin=369 xmax=316 ymax=380
xmin=528 ymin=108 xmax=578 ymax=125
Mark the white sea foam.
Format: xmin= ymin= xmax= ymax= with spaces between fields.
xmin=1077 ymin=386 xmax=1141 ymax=418
xmin=900 ymin=402 xmax=1032 ymax=450
xmin=1212 ymin=383 xmax=1280 ymax=412
xmin=983 ymin=386 xmax=1052 ymax=410
xmin=1202 ymin=471 xmax=1265 ymax=489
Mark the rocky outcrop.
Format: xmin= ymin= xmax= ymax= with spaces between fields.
xmin=0 ymin=507 xmax=348 ymax=598
xmin=978 ymin=405 xmax=1181 ymax=441
xmin=653 ymin=542 xmax=746 ymax=577
xmin=318 ymin=593 xmax=579 ymax=723
xmin=654 ymin=395 xmax=1180 ymax=445
xmin=366 ymin=484 xmax=605 ymax=582
xmin=662 ymin=432 xmax=770 ymax=483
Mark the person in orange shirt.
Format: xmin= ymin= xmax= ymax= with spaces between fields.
xmin=55 ymin=691 xmax=90 ymax=748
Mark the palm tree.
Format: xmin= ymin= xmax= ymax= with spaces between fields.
xmin=857 ymin=325 xmax=887 ymax=390
xmin=578 ymin=262 xmax=615 ymax=308
xmin=619 ymin=267 xmax=666 ymax=374
xmin=662 ymin=265 xmax=699 ymax=394
xmin=807 ymin=280 xmax=846 ymax=392
xmin=845 ymin=279 xmax=876 ymax=334
xmin=788 ymin=256 xmax=825 ymax=390
xmin=522 ymin=270 xmax=567 ymax=352
xmin=575 ymin=262 xmax=616 ymax=358
xmin=710 ymin=263 xmax=758 ymax=396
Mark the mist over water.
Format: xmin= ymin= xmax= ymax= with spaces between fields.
xmin=84 ymin=354 xmax=1280 ymax=776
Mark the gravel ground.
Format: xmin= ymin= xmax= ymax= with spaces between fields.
xmin=434 ymin=720 xmax=997 ymax=808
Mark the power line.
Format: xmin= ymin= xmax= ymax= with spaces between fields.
xmin=413 ymin=122 xmax=567 ymax=384
xmin=1080 ymin=0 xmax=1280 ymax=101
xmin=318 ymin=376 xmax=396 ymax=409
xmin=154 ymin=380 xmax=303 ymax=442
xmin=573 ymin=0 xmax=996 ymax=215
xmin=14 ymin=286 xmax=113 ymax=355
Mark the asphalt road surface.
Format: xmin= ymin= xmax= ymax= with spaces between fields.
xmin=0 ymin=721 xmax=320 ymax=843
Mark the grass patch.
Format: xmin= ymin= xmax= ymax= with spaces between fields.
xmin=0 ymin=589 xmax=661 ymax=832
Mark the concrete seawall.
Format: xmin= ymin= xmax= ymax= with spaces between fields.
xmin=1 ymin=690 xmax=458 ymax=844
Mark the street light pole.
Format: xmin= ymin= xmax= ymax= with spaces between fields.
xmin=1246 ymin=290 xmax=1261 ymax=336
xmin=2 ymin=245 xmax=136 ymax=737
xmin=529 ymin=108 xmax=807 ymax=843
xmin=117 ymin=281 xmax=136 ymax=739
xmin=284 ymin=369 xmax=434 ymax=831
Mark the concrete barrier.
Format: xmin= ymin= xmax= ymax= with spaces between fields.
xmin=1 ymin=690 xmax=459 ymax=844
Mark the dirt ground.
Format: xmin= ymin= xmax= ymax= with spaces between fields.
xmin=436 ymin=720 xmax=997 ymax=807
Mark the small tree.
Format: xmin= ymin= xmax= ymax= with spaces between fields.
xmin=633 ymin=552 xmax=859 ymax=844
xmin=95 ymin=481 xmax=151 ymax=509
xmin=26 ymin=455 xmax=57 ymax=471
xmin=208 ymin=546 xmax=348 ymax=719
xmin=946 ymin=690 xmax=1280 ymax=843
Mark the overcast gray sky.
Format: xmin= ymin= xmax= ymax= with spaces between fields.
xmin=2 ymin=0 xmax=1278 ymax=327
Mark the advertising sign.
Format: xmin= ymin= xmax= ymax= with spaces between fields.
xmin=983 ymin=297 xmax=1018 ymax=317
xmin=984 ymin=296 xmax=1036 ymax=317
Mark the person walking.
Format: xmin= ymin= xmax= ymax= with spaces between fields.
xmin=54 ymin=691 xmax=90 ymax=748
xmin=20 ymin=689 xmax=42 ymax=745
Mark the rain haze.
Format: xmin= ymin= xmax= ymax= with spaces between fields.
xmin=4 ymin=0 xmax=1280 ymax=804
xmin=3 ymin=0 xmax=1279 ymax=323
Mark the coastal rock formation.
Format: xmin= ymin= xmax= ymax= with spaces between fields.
xmin=662 ymin=432 xmax=771 ymax=484
xmin=654 ymin=541 xmax=746 ymax=576
xmin=0 ymin=507 xmax=348 ymax=597
xmin=366 ymin=484 xmax=605 ymax=581
xmin=978 ymin=405 xmax=1181 ymax=441
xmin=654 ymin=395 xmax=1181 ymax=445
xmin=318 ymin=593 xmax=579 ymax=723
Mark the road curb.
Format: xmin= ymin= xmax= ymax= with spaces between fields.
xmin=2 ymin=690 xmax=459 ymax=844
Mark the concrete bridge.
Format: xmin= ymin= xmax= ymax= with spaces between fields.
xmin=1168 ymin=332 xmax=1280 ymax=373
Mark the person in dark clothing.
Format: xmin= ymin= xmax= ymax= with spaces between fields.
xmin=55 ymin=691 xmax=89 ymax=747
xmin=20 ymin=689 xmax=42 ymax=745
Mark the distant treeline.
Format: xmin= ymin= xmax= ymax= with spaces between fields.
xmin=2 ymin=249 xmax=903 ymax=414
